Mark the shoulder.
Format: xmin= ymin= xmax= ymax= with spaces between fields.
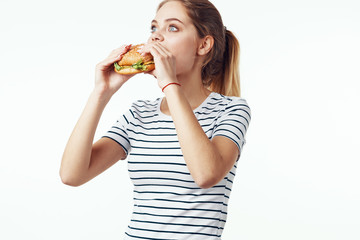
xmin=130 ymin=98 xmax=160 ymax=111
xmin=126 ymin=98 xmax=161 ymax=121
xmin=204 ymin=92 xmax=251 ymax=118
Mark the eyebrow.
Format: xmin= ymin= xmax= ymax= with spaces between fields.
xmin=151 ymin=18 xmax=184 ymax=25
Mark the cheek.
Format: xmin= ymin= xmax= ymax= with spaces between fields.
xmin=174 ymin=53 xmax=196 ymax=73
xmin=170 ymin=39 xmax=198 ymax=73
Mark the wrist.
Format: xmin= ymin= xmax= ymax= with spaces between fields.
xmin=90 ymin=89 xmax=112 ymax=107
xmin=162 ymin=82 xmax=181 ymax=93
xmin=162 ymin=82 xmax=183 ymax=103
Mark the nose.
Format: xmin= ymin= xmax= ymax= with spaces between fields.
xmin=151 ymin=32 xmax=164 ymax=42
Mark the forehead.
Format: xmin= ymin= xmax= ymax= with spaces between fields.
xmin=154 ymin=1 xmax=191 ymax=24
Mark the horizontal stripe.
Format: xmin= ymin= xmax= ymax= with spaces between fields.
xmin=134 ymin=190 xmax=226 ymax=198
xmin=201 ymin=106 xmax=217 ymax=111
xmin=132 ymin=145 xmax=181 ymax=150
xmin=128 ymin=169 xmax=190 ymax=175
xmin=134 ymin=197 xmax=225 ymax=205
xmin=132 ymin=110 xmax=159 ymax=119
xmin=213 ymin=128 xmax=240 ymax=139
xmin=194 ymin=108 xmax=224 ymax=115
xmin=127 ymin=226 xmax=218 ymax=237
xmin=227 ymin=107 xmax=251 ymax=119
xmin=132 ymin=105 xmax=158 ymax=114
xmin=129 ymin=153 xmax=183 ymax=157
xmin=134 ymin=184 xmax=198 ymax=190
xmin=130 ymin=219 xmax=220 ymax=229
xmin=228 ymin=113 xmax=250 ymax=125
xmin=134 ymin=100 xmax=158 ymax=107
xmin=135 ymin=204 xmax=226 ymax=214
xmin=216 ymin=122 xmax=245 ymax=138
xmin=130 ymin=117 xmax=174 ymax=125
xmin=125 ymin=232 xmax=176 ymax=240
xmin=218 ymin=119 xmax=247 ymax=131
xmin=130 ymin=122 xmax=176 ymax=130
xmin=129 ymin=137 xmax=179 ymax=143
xmin=206 ymin=101 xmax=227 ymax=106
xmin=127 ymin=128 xmax=177 ymax=137
xmin=225 ymin=103 xmax=249 ymax=109
xmin=196 ymin=115 xmax=218 ymax=122
xmin=107 ymin=130 xmax=130 ymax=144
xmin=130 ymin=177 xmax=194 ymax=183
xmin=134 ymin=183 xmax=226 ymax=190
xmin=128 ymin=161 xmax=185 ymax=166
xmin=132 ymin=211 xmax=222 ymax=221
xmin=111 ymin=125 xmax=127 ymax=135
xmin=134 ymin=184 xmax=200 ymax=190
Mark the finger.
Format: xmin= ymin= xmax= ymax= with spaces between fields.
xmin=97 ymin=45 xmax=131 ymax=70
xmin=139 ymin=42 xmax=166 ymax=57
xmin=148 ymin=45 xmax=161 ymax=59
xmin=136 ymin=44 xmax=145 ymax=53
xmin=152 ymin=43 xmax=169 ymax=56
xmin=151 ymin=44 xmax=174 ymax=63
xmin=100 ymin=44 xmax=132 ymax=68
xmin=145 ymin=69 xmax=157 ymax=78
xmin=138 ymin=43 xmax=153 ymax=56
xmin=109 ymin=44 xmax=132 ymax=59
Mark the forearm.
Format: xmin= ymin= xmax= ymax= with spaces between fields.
xmin=60 ymin=91 xmax=110 ymax=185
xmin=164 ymin=86 xmax=224 ymax=188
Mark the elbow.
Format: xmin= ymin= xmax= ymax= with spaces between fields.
xmin=194 ymin=175 xmax=219 ymax=189
xmin=60 ymin=175 xmax=79 ymax=187
xmin=59 ymin=169 xmax=82 ymax=187
xmin=192 ymin=160 xmax=224 ymax=189
xmin=60 ymin=178 xmax=80 ymax=187
xmin=197 ymin=181 xmax=214 ymax=189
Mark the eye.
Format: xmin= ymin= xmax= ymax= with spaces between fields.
xmin=168 ymin=25 xmax=178 ymax=32
xmin=150 ymin=25 xmax=157 ymax=33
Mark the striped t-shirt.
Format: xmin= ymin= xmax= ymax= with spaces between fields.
xmin=103 ymin=92 xmax=251 ymax=240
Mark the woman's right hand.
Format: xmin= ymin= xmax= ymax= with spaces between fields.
xmin=94 ymin=44 xmax=134 ymax=100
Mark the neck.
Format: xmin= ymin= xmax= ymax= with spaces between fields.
xmin=160 ymin=68 xmax=211 ymax=115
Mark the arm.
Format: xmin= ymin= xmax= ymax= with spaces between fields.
xmin=60 ymin=92 xmax=126 ymax=186
xmin=60 ymin=45 xmax=133 ymax=186
xmin=164 ymin=86 xmax=239 ymax=189
xmin=141 ymin=42 xmax=241 ymax=189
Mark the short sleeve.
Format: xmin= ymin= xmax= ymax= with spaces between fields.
xmin=102 ymin=107 xmax=133 ymax=157
xmin=212 ymin=98 xmax=251 ymax=155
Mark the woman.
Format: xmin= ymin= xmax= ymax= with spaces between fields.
xmin=60 ymin=0 xmax=251 ymax=239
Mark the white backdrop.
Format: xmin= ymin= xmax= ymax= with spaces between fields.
xmin=1 ymin=0 xmax=359 ymax=239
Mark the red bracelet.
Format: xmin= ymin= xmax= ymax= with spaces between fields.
xmin=162 ymin=82 xmax=181 ymax=92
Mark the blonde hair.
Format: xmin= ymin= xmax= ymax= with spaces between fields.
xmin=157 ymin=0 xmax=241 ymax=97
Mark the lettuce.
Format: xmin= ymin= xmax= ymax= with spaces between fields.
xmin=114 ymin=62 xmax=123 ymax=71
xmin=131 ymin=59 xmax=147 ymax=71
xmin=114 ymin=59 xmax=148 ymax=71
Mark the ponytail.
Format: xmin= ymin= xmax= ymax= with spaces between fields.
xmin=209 ymin=29 xmax=241 ymax=97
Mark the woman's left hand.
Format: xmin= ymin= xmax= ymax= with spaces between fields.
xmin=139 ymin=42 xmax=179 ymax=89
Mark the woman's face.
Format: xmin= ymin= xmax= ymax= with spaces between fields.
xmin=147 ymin=1 xmax=201 ymax=75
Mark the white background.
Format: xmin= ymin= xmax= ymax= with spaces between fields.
xmin=0 ymin=0 xmax=359 ymax=239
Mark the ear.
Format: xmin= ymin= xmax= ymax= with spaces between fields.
xmin=197 ymin=35 xmax=214 ymax=56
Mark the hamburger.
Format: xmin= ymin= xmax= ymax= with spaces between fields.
xmin=114 ymin=44 xmax=155 ymax=74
